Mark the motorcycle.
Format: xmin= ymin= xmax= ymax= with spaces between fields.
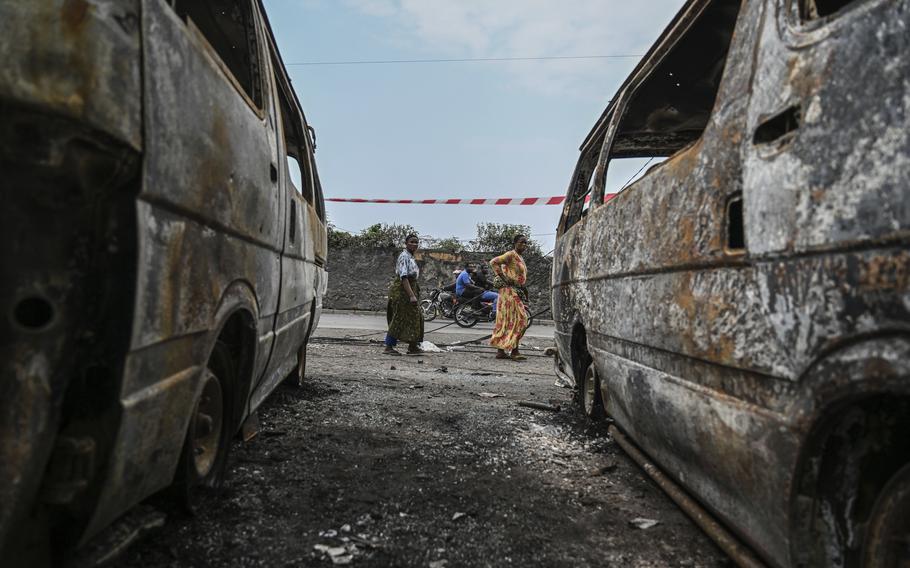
xmin=421 ymin=283 xmax=457 ymax=322
xmin=453 ymin=294 xmax=534 ymax=329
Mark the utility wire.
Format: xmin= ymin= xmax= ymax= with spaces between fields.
xmin=287 ymin=54 xmax=643 ymax=67
xmin=617 ymin=157 xmax=655 ymax=193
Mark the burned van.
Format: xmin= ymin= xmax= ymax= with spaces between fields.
xmin=551 ymin=0 xmax=909 ymax=566
xmin=0 ymin=0 xmax=327 ymax=563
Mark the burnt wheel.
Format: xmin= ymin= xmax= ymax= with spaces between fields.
xmin=190 ymin=369 xmax=224 ymax=480
xmin=582 ymin=362 xmax=605 ymax=420
xmin=864 ymin=463 xmax=910 ymax=567
xmin=170 ymin=341 xmax=235 ymax=507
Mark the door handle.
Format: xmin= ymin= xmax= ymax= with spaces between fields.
xmin=753 ymin=104 xmax=801 ymax=145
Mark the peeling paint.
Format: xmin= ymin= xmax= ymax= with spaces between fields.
xmin=1 ymin=0 xmax=327 ymax=560
xmin=552 ymin=0 xmax=910 ymax=566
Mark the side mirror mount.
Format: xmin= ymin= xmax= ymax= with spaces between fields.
xmin=307 ymin=125 xmax=317 ymax=151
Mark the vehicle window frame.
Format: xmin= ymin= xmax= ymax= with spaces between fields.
xmin=591 ymin=93 xmax=633 ymax=206
xmin=559 ymin=132 xmax=606 ymax=234
xmin=777 ymin=0 xmax=887 ymax=47
xmin=597 ymin=0 xmax=744 ymax=202
xmin=275 ymin=79 xmax=315 ymax=205
xmin=172 ymin=0 xmax=267 ymax=119
xmin=312 ymin=166 xmax=326 ymax=222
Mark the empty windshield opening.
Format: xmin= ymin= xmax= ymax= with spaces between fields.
xmin=174 ymin=0 xmax=262 ymax=107
xmin=610 ymin=1 xmax=742 ymax=159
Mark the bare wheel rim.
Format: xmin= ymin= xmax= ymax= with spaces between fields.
xmin=583 ymin=364 xmax=597 ymax=416
xmin=191 ymin=370 xmax=224 ymax=479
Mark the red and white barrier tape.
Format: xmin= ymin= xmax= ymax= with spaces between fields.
xmin=327 ymin=194 xmax=610 ymax=205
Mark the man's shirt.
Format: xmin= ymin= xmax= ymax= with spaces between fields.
xmin=455 ymin=271 xmax=474 ymax=296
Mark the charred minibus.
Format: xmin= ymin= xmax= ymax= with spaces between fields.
xmin=551 ymin=0 xmax=909 ymax=566
xmin=1 ymin=0 xmax=327 ymax=563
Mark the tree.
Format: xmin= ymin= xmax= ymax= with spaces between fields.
xmin=427 ymin=236 xmax=464 ymax=254
xmin=470 ymin=223 xmax=541 ymax=256
xmin=327 ymin=223 xmax=360 ymax=249
xmin=357 ymin=223 xmax=418 ymax=248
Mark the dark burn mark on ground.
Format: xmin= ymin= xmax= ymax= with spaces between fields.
xmin=114 ymin=334 xmax=727 ymax=567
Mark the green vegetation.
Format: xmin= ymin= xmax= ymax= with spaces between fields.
xmin=328 ymin=221 xmax=541 ymax=255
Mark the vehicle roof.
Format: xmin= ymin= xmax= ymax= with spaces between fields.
xmin=256 ymin=0 xmax=309 ymax=128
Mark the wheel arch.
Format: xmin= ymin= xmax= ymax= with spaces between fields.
xmin=569 ymin=320 xmax=590 ymax=387
xmin=789 ymin=334 xmax=910 ymax=566
xmin=207 ymin=280 xmax=260 ymax=435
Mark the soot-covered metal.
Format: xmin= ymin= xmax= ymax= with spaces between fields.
xmin=0 ymin=0 xmax=327 ymax=564
xmin=552 ymin=0 xmax=910 ymax=566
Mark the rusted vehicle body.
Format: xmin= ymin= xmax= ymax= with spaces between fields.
xmin=551 ymin=0 xmax=909 ymax=565
xmin=1 ymin=0 xmax=327 ymax=562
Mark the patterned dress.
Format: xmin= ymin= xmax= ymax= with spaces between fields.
xmin=489 ymin=250 xmax=528 ymax=351
xmin=386 ymin=250 xmax=424 ymax=345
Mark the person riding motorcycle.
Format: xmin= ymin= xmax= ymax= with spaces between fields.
xmin=455 ymin=262 xmax=498 ymax=316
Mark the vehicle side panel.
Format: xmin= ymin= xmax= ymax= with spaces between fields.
xmin=0 ymin=0 xmax=142 ymax=555
xmin=744 ymin=0 xmax=910 ymax=256
xmin=254 ymin=52 xmax=327 ymax=403
xmin=84 ymin=0 xmax=284 ymax=537
xmin=553 ymin=1 xmax=910 ymax=565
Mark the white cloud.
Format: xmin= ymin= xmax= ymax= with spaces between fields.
xmin=343 ymin=0 xmax=687 ymax=96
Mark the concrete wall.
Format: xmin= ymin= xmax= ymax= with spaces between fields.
xmin=324 ymin=247 xmax=552 ymax=315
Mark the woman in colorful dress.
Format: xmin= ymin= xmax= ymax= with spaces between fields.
xmin=384 ymin=234 xmax=425 ymax=355
xmin=489 ymin=234 xmax=529 ymax=361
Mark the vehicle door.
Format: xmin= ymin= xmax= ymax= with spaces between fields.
xmin=552 ymin=131 xmax=607 ymax=372
xmin=741 ymin=0 xmax=910 ymax=378
xmin=86 ymin=0 xmax=285 ymax=538
xmin=248 ymin=59 xmax=324 ymax=406
xmin=138 ymin=0 xmax=283 ymax=372
xmin=581 ymin=1 xmax=800 ymax=563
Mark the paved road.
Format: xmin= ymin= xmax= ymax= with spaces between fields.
xmin=316 ymin=312 xmax=556 ymax=339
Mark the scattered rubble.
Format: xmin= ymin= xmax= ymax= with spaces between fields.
xmin=113 ymin=329 xmax=728 ymax=566
xmin=517 ymin=400 xmax=561 ymax=412
xmin=477 ymin=392 xmax=504 ymax=398
xmin=629 ymin=518 xmax=660 ymax=530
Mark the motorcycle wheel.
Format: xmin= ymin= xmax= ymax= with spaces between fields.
xmin=420 ymin=299 xmax=436 ymax=322
xmin=454 ymin=304 xmax=479 ymax=328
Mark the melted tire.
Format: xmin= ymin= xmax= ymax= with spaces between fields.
xmin=582 ymin=362 xmax=605 ymax=421
xmin=168 ymin=340 xmax=235 ymax=510
xmin=863 ymin=463 xmax=910 ymax=567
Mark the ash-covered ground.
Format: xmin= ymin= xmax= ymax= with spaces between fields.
xmin=114 ymin=327 xmax=729 ymax=567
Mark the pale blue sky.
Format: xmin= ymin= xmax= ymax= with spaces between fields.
xmin=262 ymin=0 xmax=686 ymax=250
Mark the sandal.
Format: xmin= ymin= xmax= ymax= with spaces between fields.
xmin=495 ymin=352 xmax=510 ymax=360
xmin=510 ymin=350 xmax=527 ymax=361
xmin=406 ymin=348 xmax=425 ymax=356
xmin=383 ymin=347 xmax=402 ymax=356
